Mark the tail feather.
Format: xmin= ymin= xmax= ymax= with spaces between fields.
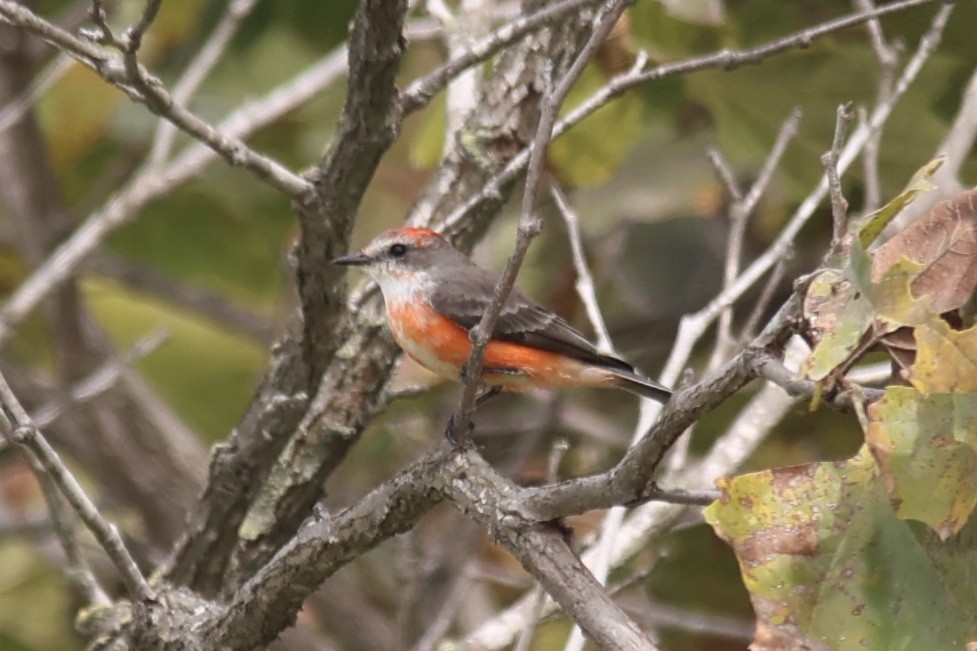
xmin=609 ymin=368 xmax=672 ymax=402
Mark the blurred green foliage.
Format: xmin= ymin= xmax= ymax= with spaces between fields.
xmin=3 ymin=0 xmax=977 ymax=649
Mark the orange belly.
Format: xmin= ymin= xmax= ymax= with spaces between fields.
xmin=386 ymin=299 xmax=614 ymax=391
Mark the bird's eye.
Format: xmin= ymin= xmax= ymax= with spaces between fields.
xmin=388 ymin=243 xmax=407 ymax=257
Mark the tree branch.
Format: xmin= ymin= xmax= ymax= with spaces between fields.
xmin=401 ymin=0 xmax=605 ymax=113
xmin=452 ymin=0 xmax=632 ymax=440
xmin=440 ymin=0 xmax=945 ymax=234
xmin=0 ymin=371 xmax=154 ymax=602
xmin=0 ymin=0 xmax=309 ymax=196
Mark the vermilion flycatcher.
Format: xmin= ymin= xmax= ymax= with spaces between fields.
xmin=334 ymin=227 xmax=671 ymax=402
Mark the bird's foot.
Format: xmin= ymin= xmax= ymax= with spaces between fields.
xmin=444 ymin=414 xmax=475 ymax=445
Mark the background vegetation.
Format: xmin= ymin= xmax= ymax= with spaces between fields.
xmin=0 ymin=0 xmax=975 ymax=649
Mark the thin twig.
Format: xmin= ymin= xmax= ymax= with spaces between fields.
xmin=706 ymin=148 xmax=744 ymax=203
xmin=641 ymin=486 xmax=719 ymax=506
xmin=401 ymin=0 xmax=606 ymax=113
xmin=854 ymin=0 xmax=901 ymax=212
xmin=450 ymin=0 xmax=631 ymax=440
xmin=738 ymin=253 xmax=789 ymax=343
xmin=148 ymin=0 xmax=259 ymax=166
xmin=26 ymin=453 xmax=110 ymax=606
xmin=32 ymin=330 xmax=169 ymax=428
xmin=440 ymin=0 xmax=944 ymax=234
xmin=513 ymin=587 xmax=548 ymax=651
xmin=123 ymin=0 xmax=162 ymax=54
xmin=705 ymin=160 xmax=748 ymax=373
xmin=633 ymin=600 xmax=755 ymax=641
xmin=705 ymin=109 xmax=802 ymax=372
xmin=754 ymin=353 xmax=884 ymax=409
xmin=87 ymin=0 xmax=120 ymax=46
xmin=0 ymin=371 xmax=155 ymax=602
xmin=0 ymin=52 xmax=74 ymax=133
xmin=551 ymin=185 xmax=615 ymax=353
xmin=88 ymin=254 xmax=274 ymax=342
xmin=0 ymin=0 xmax=309 ymax=197
xmin=823 ymin=102 xmax=855 ymax=245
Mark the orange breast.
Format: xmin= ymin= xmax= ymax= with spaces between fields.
xmin=385 ymin=299 xmax=614 ymax=391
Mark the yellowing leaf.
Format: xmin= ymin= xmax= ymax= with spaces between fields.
xmin=866 ymin=387 xmax=977 ymax=539
xmin=802 ymin=269 xmax=873 ymax=380
xmin=912 ymin=319 xmax=977 ymax=394
xmin=855 ymin=155 xmax=944 ymax=247
xmin=867 ymin=256 xmax=930 ymax=328
xmin=705 ymin=453 xmax=977 ymax=650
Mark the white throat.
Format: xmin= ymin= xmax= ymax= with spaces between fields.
xmin=372 ymin=269 xmax=434 ymax=304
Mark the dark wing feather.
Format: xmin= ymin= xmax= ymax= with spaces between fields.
xmin=429 ymin=268 xmax=635 ymax=373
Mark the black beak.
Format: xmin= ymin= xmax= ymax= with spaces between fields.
xmin=332 ymin=252 xmax=372 ymax=266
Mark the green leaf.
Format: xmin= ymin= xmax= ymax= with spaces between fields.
xmin=912 ymin=319 xmax=977 ymax=394
xmin=862 ymin=254 xmax=930 ymax=329
xmin=867 ymin=387 xmax=977 ymax=539
xmin=853 ymin=155 xmax=944 ymax=248
xmin=801 ymin=269 xmax=873 ymax=380
xmin=705 ymin=452 xmax=977 ymax=650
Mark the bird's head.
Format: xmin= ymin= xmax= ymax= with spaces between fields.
xmin=333 ymin=227 xmax=452 ymax=284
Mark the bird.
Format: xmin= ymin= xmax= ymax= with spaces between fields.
xmin=333 ymin=227 xmax=672 ymax=404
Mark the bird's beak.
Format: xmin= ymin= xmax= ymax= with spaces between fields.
xmin=332 ymin=252 xmax=372 ymax=266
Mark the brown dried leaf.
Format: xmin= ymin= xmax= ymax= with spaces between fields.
xmin=876 ymin=325 xmax=915 ymax=382
xmin=871 ymin=186 xmax=977 ymax=315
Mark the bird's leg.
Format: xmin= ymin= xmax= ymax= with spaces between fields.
xmin=444 ymin=413 xmax=474 ymax=445
xmin=445 ymin=386 xmax=500 ymax=444
xmin=474 ymin=385 xmax=502 ymax=408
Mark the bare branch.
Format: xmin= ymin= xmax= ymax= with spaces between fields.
xmin=31 ymin=330 xmax=169 ymax=428
xmin=754 ymin=353 xmax=884 ymax=410
xmin=451 ymin=0 xmax=632 ymax=440
xmin=853 ymin=0 xmax=901 ymax=212
xmin=0 ymin=16 xmax=441 ymax=350
xmin=739 ymin=253 xmax=789 ymax=343
xmin=441 ymin=447 xmax=659 ymax=651
xmin=706 ymin=147 xmax=743 ymax=202
xmin=0 ymin=41 xmax=352 ymax=347
xmin=212 ymin=446 xmax=451 ymax=648
xmin=295 ymin=0 xmax=408 ymax=380
xmin=441 ymin=0 xmax=945 ymax=233
xmin=0 ymin=0 xmax=310 ymax=197
xmin=655 ymin=1 xmax=951 ymax=400
xmin=705 ymin=108 xmax=802 ymax=371
xmin=551 ymin=184 xmax=615 ymax=353
xmin=401 ymin=0 xmax=606 ymax=113
xmin=148 ymin=0 xmax=259 ymax=166
xmin=0 ymin=371 xmax=154 ymax=602
xmin=822 ymin=101 xmax=855 ymax=245
xmin=26 ymin=454 xmax=110 ymax=606
xmin=457 ymin=303 xmax=803 ymax=651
